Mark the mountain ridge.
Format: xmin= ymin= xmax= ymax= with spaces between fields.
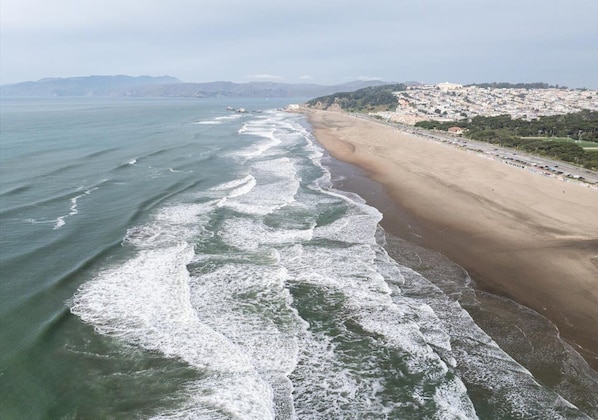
xmin=0 ymin=75 xmax=389 ymax=98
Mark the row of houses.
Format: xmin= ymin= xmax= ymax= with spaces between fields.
xmin=371 ymin=83 xmax=598 ymax=125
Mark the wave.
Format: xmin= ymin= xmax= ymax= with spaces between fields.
xmin=0 ymin=232 xmax=122 ymax=322
xmin=1 ymin=162 xmax=86 ymax=189
xmin=145 ymin=144 xmax=196 ymax=158
xmin=209 ymin=174 xmax=256 ymax=193
xmin=53 ymin=187 xmax=99 ymax=230
xmin=0 ymin=180 xmax=109 ymax=225
xmin=0 ymin=183 xmax=33 ymax=197
xmin=109 ymin=147 xmax=215 ymax=178
xmin=128 ymin=179 xmax=207 ymax=220
xmin=71 ymin=243 xmax=276 ymax=419
xmin=215 ymin=114 xmax=243 ymax=121
xmin=83 ymin=147 xmax=120 ymax=159
xmin=70 ymin=188 xmax=284 ymax=418
xmin=233 ymin=117 xmax=284 ymax=159
xmin=64 ymin=109 xmax=594 ymax=419
xmin=192 ymin=113 xmax=246 ymax=126
xmin=192 ymin=120 xmax=222 ymax=125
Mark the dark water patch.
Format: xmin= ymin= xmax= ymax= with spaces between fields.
xmin=0 ymin=316 xmax=201 ymax=419
xmin=83 ymin=147 xmax=120 ymax=159
xmin=0 ymin=226 xmax=124 ymax=316
xmin=128 ymin=178 xmax=207 ymax=220
xmin=0 ymin=237 xmax=123 ymax=357
xmin=42 ymin=162 xmax=86 ymax=176
xmin=0 ymin=190 xmax=81 ymax=217
xmin=0 ymin=178 xmax=111 ymax=218
xmin=0 ymin=183 xmax=33 ymax=197
xmin=145 ymin=143 xmax=195 ymax=158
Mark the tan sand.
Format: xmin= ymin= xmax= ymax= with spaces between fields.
xmin=304 ymin=108 xmax=598 ymax=369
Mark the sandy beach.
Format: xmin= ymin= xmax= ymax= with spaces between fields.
xmin=304 ymin=108 xmax=598 ymax=370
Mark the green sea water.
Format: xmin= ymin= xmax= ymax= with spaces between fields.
xmin=0 ymin=97 xmax=596 ymax=419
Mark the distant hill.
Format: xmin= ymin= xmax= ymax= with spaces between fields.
xmin=0 ymin=75 xmax=389 ymax=99
xmin=307 ymin=83 xmax=407 ymax=112
xmin=0 ymin=75 xmax=182 ymax=97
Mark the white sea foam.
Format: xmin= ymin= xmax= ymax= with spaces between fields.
xmin=68 ymin=108 xmax=564 ymax=419
xmin=72 ymin=193 xmax=282 ymax=418
xmin=233 ymin=118 xmax=285 ymax=159
xmin=395 ymin=264 xmax=587 ymax=418
xmin=274 ymin=177 xmax=478 ymax=417
xmin=53 ymin=217 xmax=66 ymax=230
xmin=218 ymin=217 xmax=314 ymax=251
xmin=234 ymin=137 xmax=281 ymax=159
xmin=209 ymin=174 xmax=257 ymax=203
xmin=53 ymin=187 xmax=99 ymax=230
xmin=291 ymin=327 xmax=394 ymax=418
xmin=215 ymin=114 xmax=243 ymax=121
xmin=188 ymin=263 xmax=302 ymax=394
xmin=210 ymin=174 xmax=255 ymax=192
xmin=221 ymin=159 xmax=299 ymax=216
xmin=71 ymin=243 xmax=275 ymax=419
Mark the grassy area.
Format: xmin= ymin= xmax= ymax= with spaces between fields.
xmin=521 ymin=137 xmax=598 ymax=149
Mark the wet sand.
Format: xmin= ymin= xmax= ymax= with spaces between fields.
xmin=304 ymin=108 xmax=598 ymax=370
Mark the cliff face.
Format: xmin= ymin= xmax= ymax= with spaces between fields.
xmin=309 ymin=101 xmax=343 ymax=112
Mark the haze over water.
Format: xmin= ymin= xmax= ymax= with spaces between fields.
xmin=0 ymin=97 xmax=596 ymax=419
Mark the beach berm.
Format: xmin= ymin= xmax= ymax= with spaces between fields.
xmin=304 ymin=108 xmax=598 ymax=369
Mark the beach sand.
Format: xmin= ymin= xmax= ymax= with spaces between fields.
xmin=304 ymin=108 xmax=598 ymax=370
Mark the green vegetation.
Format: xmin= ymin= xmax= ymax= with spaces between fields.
xmin=307 ymin=84 xmax=407 ymax=112
xmin=415 ymin=110 xmax=598 ymax=169
xmin=521 ymin=138 xmax=598 ymax=149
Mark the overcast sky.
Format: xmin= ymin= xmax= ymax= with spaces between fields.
xmin=1 ymin=0 xmax=597 ymax=88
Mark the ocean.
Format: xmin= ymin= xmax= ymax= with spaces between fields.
xmin=0 ymin=97 xmax=596 ymax=419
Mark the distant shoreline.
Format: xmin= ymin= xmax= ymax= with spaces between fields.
xmin=303 ymin=108 xmax=598 ymax=370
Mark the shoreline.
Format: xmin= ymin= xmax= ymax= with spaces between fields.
xmin=303 ymin=108 xmax=598 ymax=370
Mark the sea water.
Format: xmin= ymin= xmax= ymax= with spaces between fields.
xmin=1 ymin=97 xmax=596 ymax=419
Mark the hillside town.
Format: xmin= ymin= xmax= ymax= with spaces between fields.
xmin=372 ymin=83 xmax=598 ymax=125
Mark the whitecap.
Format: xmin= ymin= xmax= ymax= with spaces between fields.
xmin=53 ymin=216 xmax=66 ymax=230
xmin=218 ymin=217 xmax=314 ymax=251
xmin=52 ymin=186 xmax=99 ymax=229
xmin=209 ymin=174 xmax=257 ymax=199
xmin=71 ymin=243 xmax=276 ymax=419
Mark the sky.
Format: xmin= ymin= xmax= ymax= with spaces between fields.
xmin=1 ymin=0 xmax=597 ymax=88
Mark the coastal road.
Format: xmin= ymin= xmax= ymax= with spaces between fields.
xmin=440 ymin=136 xmax=598 ymax=185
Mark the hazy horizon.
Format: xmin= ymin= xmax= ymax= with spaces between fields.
xmin=1 ymin=0 xmax=597 ymax=89
xmin=2 ymin=75 xmax=593 ymax=90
